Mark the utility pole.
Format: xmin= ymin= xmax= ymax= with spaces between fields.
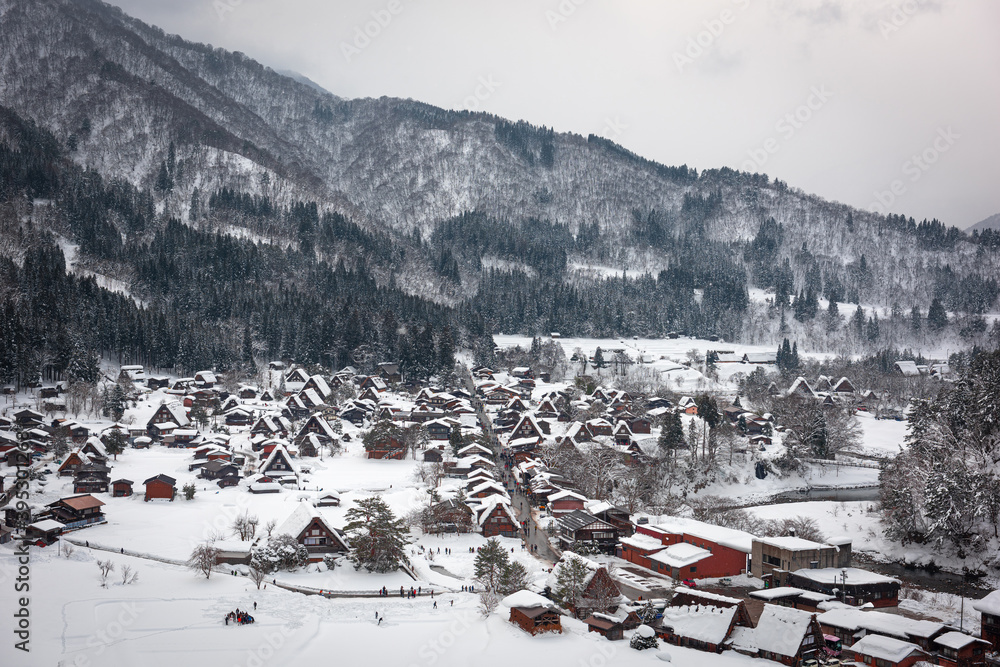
xmin=842 ymin=569 xmax=848 ymax=604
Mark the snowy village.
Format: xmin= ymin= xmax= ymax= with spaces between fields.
xmin=1 ymin=1 xmax=999 ymax=666
xmin=2 ymin=334 xmax=1000 ymax=667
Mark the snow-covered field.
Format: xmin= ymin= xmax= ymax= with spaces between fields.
xmin=854 ymin=412 xmax=908 ymax=457
xmin=0 ymin=537 xmax=783 ymax=667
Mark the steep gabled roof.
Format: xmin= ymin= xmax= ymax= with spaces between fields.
xmin=731 ymin=605 xmax=816 ymax=657
xmin=474 ymin=495 xmax=517 ymax=527
xmin=275 ymin=503 xmax=349 ymax=550
xmin=260 ymin=443 xmax=297 ymax=475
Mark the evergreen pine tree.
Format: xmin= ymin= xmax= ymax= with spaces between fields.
xmin=449 ymin=426 xmax=463 ymax=456
xmin=189 ymin=187 xmax=200 ymax=221
xmin=657 ymin=411 xmax=685 ymax=456
xmin=592 ymin=347 xmax=607 ymax=372
xmin=553 ymin=555 xmax=591 ymax=610
xmin=927 ymin=298 xmax=948 ymax=331
xmin=154 ymin=161 xmax=173 ymax=193
xmin=437 ymin=325 xmax=456 ymax=375
xmin=866 ymin=314 xmax=880 ymax=342
xmin=343 ymin=496 xmax=411 ymax=573
xmin=104 ymin=430 xmax=127 ymax=460
xmin=103 ymin=384 xmax=128 ymax=422
xmin=910 ymin=306 xmax=922 ymax=333
xmin=473 ymin=538 xmax=510 ymax=592
xmin=851 ymin=305 xmax=866 ymax=337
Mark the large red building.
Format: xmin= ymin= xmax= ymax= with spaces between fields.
xmin=620 ymin=516 xmax=752 ymax=579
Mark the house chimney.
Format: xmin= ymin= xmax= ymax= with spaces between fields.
xmin=788 ymin=527 xmax=797 ymax=538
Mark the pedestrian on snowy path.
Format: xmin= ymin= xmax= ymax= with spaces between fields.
xmin=433 ymin=601 xmax=437 ymax=609
xmin=253 ymin=602 xmax=257 ymax=610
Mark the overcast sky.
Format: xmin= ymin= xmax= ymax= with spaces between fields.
xmin=110 ymin=0 xmax=999 ymax=229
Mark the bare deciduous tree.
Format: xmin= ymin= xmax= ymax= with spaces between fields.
xmin=188 ymin=543 xmax=219 ymax=579
xmin=97 ymin=559 xmax=115 ymax=587
xmin=232 ymin=511 xmax=259 ymax=541
xmin=248 ymin=562 xmax=267 ymax=590
xmin=120 ymin=564 xmax=139 ymax=585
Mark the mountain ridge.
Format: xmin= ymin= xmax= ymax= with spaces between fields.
xmin=0 ymin=0 xmax=998 ymax=351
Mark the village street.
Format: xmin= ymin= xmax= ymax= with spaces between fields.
xmin=510 ymin=484 xmax=559 ymax=564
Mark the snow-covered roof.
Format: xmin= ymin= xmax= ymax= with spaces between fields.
xmin=548 ymin=489 xmax=588 ymax=502
xmin=756 ymin=535 xmax=833 ymax=551
xmin=274 ymin=503 xmax=347 ymax=549
xmin=731 ymin=605 xmax=816 ymax=657
xmin=502 ymin=590 xmax=552 ymax=609
xmin=456 ymin=454 xmax=494 ymax=467
xmin=646 ymin=516 xmax=755 ymax=554
xmin=619 ymin=533 xmax=667 ymax=552
xmin=787 ymin=377 xmax=815 ymax=397
xmin=817 ymin=608 xmax=944 ymax=640
xmin=474 ymin=496 xmax=517 ymax=527
xmin=649 ymin=543 xmax=712 ymax=569
xmin=468 ymin=480 xmax=506 ymax=496
xmin=585 ymin=500 xmax=613 ymax=515
xmin=249 ymin=482 xmax=282 ymax=492
xmin=213 ymin=540 xmax=252 ymax=554
xmin=935 ymin=632 xmax=986 ymax=650
xmin=307 ymin=375 xmax=331 ymax=396
xmin=83 ymin=436 xmax=108 ymax=457
xmin=850 ymin=634 xmax=925 ymax=662
xmin=973 ymin=590 xmax=1000 ymax=616
xmin=672 ymin=586 xmax=744 ymax=606
xmin=748 ymin=587 xmax=808 ymax=600
xmin=260 ymin=443 xmax=298 ymax=475
xmin=660 ymin=605 xmax=737 ymax=645
xmin=792 ymin=567 xmax=898 ymax=586
xmin=29 ymin=519 xmax=66 ymax=532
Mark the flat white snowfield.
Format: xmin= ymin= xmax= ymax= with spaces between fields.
xmin=1 ymin=537 xmax=777 ymax=667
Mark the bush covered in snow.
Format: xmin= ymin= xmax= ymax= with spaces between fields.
xmin=630 ymin=625 xmax=658 ymax=650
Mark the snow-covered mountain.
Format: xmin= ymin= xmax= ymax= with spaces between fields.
xmin=0 ymin=0 xmax=997 ymax=323
xmin=968 ymin=212 xmax=1000 ymax=232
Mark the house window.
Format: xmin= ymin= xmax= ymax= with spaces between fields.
xmin=690 ymin=567 xmax=696 ymax=573
xmin=304 ymin=537 xmax=325 ymax=545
